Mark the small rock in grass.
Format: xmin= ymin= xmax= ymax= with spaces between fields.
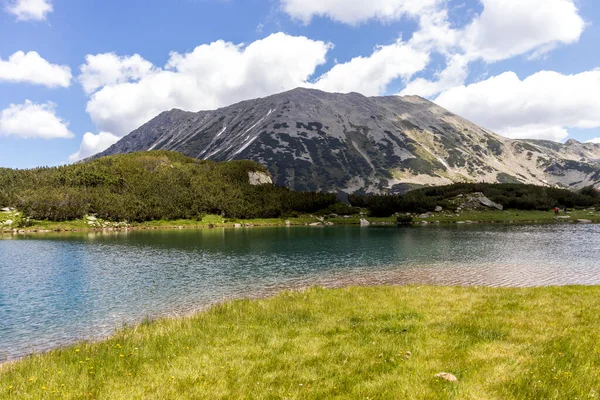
xmin=405 ymin=351 xmax=412 ymax=360
xmin=435 ymin=372 xmax=458 ymax=382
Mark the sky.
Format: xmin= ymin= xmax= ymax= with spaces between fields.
xmin=1 ymin=0 xmax=599 ymax=169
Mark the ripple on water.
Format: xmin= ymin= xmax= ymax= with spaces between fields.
xmin=1 ymin=224 xmax=599 ymax=360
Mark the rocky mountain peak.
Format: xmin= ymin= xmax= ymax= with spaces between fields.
xmin=94 ymin=88 xmax=600 ymax=193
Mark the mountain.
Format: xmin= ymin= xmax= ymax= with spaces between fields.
xmin=94 ymin=88 xmax=600 ymax=193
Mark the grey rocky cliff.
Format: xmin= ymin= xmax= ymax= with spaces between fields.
xmin=93 ymin=88 xmax=600 ymax=193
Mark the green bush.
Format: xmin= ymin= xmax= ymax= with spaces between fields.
xmin=396 ymin=215 xmax=414 ymax=224
xmin=0 ymin=151 xmax=339 ymax=222
xmin=351 ymin=183 xmax=600 ymax=217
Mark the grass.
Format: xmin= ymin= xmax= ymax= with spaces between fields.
xmin=1 ymin=286 xmax=599 ymax=399
xmin=2 ymin=209 xmax=600 ymax=235
xmin=412 ymin=209 xmax=600 ymax=224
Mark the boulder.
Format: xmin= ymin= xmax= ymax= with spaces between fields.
xmin=360 ymin=218 xmax=371 ymax=226
xmin=577 ymin=219 xmax=593 ymax=224
xmin=418 ymin=212 xmax=433 ymax=219
xmin=248 ymin=171 xmax=273 ymax=186
xmin=435 ymin=206 xmax=443 ymax=212
xmin=435 ymin=372 xmax=458 ymax=383
xmin=234 ymin=223 xmax=242 ymax=228
xmin=1 ymin=207 xmax=10 ymax=212
xmin=478 ymin=196 xmax=504 ymax=210
xmin=285 ymin=220 xmax=291 ymax=226
xmin=2 ymin=220 xmax=13 ymax=226
xmin=309 ymin=222 xmax=322 ymax=226
xmin=86 ymin=215 xmax=98 ymax=221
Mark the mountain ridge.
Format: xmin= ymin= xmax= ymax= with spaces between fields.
xmin=94 ymin=87 xmax=600 ymax=193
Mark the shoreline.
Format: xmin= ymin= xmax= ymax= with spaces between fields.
xmin=1 ymin=281 xmax=598 ymax=366
xmin=2 ymin=285 xmax=599 ymax=398
xmin=2 ymin=210 xmax=600 ymax=235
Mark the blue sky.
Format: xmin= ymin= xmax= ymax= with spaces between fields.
xmin=1 ymin=0 xmax=599 ymax=168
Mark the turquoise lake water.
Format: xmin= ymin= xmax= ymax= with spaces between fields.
xmin=1 ymin=224 xmax=599 ymax=361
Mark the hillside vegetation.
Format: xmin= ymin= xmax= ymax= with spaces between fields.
xmin=0 ymin=151 xmax=338 ymax=221
xmin=350 ymin=183 xmax=600 ymax=217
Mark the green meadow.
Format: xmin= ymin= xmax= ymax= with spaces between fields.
xmin=2 ymin=286 xmax=599 ymax=399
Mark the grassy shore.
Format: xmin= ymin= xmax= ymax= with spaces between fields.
xmin=1 ymin=286 xmax=599 ymax=399
xmin=2 ymin=208 xmax=600 ymax=234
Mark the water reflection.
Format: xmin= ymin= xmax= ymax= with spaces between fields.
xmin=1 ymin=224 xmax=599 ymax=360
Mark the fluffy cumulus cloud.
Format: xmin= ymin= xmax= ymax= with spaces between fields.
xmin=79 ymin=53 xmax=154 ymax=94
xmin=587 ymin=138 xmax=600 ymax=144
xmin=280 ymin=0 xmax=440 ymax=24
xmin=401 ymin=0 xmax=586 ymax=98
xmin=314 ymin=39 xmax=430 ymax=95
xmin=5 ymin=0 xmax=53 ymax=21
xmin=435 ymin=70 xmax=600 ymax=142
xmin=81 ymin=33 xmax=331 ymax=137
xmin=0 ymin=51 xmax=72 ymax=88
xmin=0 ymin=100 xmax=73 ymax=139
xmin=461 ymin=0 xmax=585 ymax=62
xmin=69 ymin=132 xmax=120 ymax=162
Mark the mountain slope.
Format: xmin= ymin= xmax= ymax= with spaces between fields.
xmin=95 ymin=88 xmax=600 ymax=193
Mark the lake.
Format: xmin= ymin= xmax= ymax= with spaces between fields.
xmin=1 ymin=224 xmax=599 ymax=361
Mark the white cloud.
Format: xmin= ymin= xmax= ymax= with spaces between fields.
xmin=69 ymin=132 xmax=120 ymax=162
xmin=314 ymin=39 xmax=430 ymax=95
xmin=0 ymin=100 xmax=73 ymax=139
xmin=402 ymin=0 xmax=586 ymax=98
xmin=400 ymin=54 xmax=468 ymax=97
xmin=500 ymin=125 xmax=570 ymax=142
xmin=280 ymin=0 xmax=440 ymax=25
xmin=81 ymin=33 xmax=331 ymax=137
xmin=79 ymin=53 xmax=154 ymax=94
xmin=586 ymin=138 xmax=600 ymax=144
xmin=461 ymin=0 xmax=586 ymax=62
xmin=435 ymin=70 xmax=600 ymax=141
xmin=0 ymin=51 xmax=72 ymax=88
xmin=5 ymin=0 xmax=53 ymax=21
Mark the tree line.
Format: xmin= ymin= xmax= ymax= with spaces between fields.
xmin=350 ymin=183 xmax=600 ymax=217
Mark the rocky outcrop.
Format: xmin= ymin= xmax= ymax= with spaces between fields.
xmin=93 ymin=88 xmax=600 ymax=193
xmin=248 ymin=171 xmax=273 ymax=186
xmin=459 ymin=193 xmax=504 ymax=211
xmin=478 ymin=196 xmax=504 ymax=210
